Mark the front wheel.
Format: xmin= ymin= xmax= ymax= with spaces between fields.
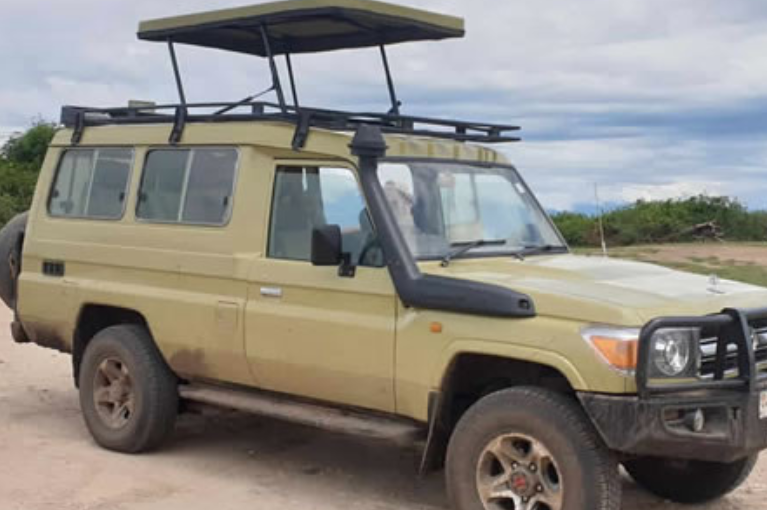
xmin=446 ymin=387 xmax=621 ymax=510
xmin=624 ymin=454 xmax=757 ymax=504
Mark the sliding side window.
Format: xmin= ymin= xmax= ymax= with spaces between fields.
xmin=48 ymin=148 xmax=133 ymax=219
xmin=136 ymin=148 xmax=238 ymax=225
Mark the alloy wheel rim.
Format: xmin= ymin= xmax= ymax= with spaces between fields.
xmin=93 ymin=357 xmax=135 ymax=429
xmin=476 ymin=433 xmax=563 ymax=510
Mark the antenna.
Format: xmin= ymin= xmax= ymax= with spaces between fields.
xmin=594 ymin=183 xmax=607 ymax=257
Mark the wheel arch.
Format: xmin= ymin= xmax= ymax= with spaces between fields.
xmin=432 ymin=340 xmax=589 ymax=398
xmin=420 ymin=343 xmax=589 ymax=474
xmin=72 ymin=303 xmax=153 ymax=387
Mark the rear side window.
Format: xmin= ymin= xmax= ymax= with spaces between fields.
xmin=136 ymin=148 xmax=238 ymax=225
xmin=49 ymin=149 xmax=133 ymax=219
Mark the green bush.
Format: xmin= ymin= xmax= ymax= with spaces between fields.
xmin=3 ymin=123 xmax=57 ymax=170
xmin=549 ymin=212 xmax=597 ymax=247
xmin=553 ymin=195 xmax=767 ymax=247
xmin=0 ymin=122 xmax=57 ymax=227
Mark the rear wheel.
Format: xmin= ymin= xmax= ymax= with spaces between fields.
xmin=446 ymin=387 xmax=621 ymax=510
xmin=624 ymin=454 xmax=757 ymax=504
xmin=78 ymin=324 xmax=178 ymax=453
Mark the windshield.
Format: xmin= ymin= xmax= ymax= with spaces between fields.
xmin=377 ymin=161 xmax=566 ymax=260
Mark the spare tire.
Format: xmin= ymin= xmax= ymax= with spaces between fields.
xmin=0 ymin=211 xmax=28 ymax=309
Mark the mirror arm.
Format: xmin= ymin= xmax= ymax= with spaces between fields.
xmin=338 ymin=252 xmax=356 ymax=278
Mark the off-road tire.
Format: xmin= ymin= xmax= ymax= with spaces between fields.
xmin=446 ymin=387 xmax=621 ymax=510
xmin=0 ymin=211 xmax=28 ymax=308
xmin=79 ymin=324 xmax=178 ymax=453
xmin=624 ymin=454 xmax=757 ymax=504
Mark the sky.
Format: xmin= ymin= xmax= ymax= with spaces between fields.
xmin=1 ymin=0 xmax=765 ymax=212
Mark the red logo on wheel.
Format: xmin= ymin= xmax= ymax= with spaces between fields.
xmin=511 ymin=473 xmax=530 ymax=494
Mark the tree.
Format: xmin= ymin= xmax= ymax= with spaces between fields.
xmin=0 ymin=121 xmax=57 ymax=227
xmin=2 ymin=122 xmax=57 ymax=170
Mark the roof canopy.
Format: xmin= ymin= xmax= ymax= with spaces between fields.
xmin=137 ymin=0 xmax=465 ymax=56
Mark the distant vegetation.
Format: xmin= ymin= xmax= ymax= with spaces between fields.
xmin=552 ymin=196 xmax=767 ymax=247
xmin=0 ymin=122 xmax=57 ymax=227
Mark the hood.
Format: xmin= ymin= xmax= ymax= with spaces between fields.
xmin=421 ymin=254 xmax=767 ymax=325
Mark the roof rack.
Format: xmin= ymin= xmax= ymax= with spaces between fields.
xmin=64 ymin=1 xmax=521 ymax=147
xmin=61 ymin=102 xmax=520 ymax=148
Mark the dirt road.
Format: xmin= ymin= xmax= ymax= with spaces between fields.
xmin=1 ymin=305 xmax=765 ymax=510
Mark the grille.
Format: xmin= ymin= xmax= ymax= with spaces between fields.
xmin=699 ymin=326 xmax=767 ymax=378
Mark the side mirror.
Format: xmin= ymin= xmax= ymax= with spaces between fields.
xmin=311 ymin=225 xmax=343 ymax=266
xmin=311 ymin=225 xmax=356 ymax=277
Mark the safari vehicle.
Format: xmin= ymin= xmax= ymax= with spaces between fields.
xmin=2 ymin=1 xmax=767 ymax=509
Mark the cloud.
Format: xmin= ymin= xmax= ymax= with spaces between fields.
xmin=1 ymin=0 xmax=765 ymax=211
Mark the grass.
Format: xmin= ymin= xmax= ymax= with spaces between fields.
xmin=661 ymin=261 xmax=767 ymax=287
xmin=574 ymin=243 xmax=767 ymax=287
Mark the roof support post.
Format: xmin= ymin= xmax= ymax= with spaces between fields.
xmin=285 ymin=53 xmax=300 ymax=110
xmin=167 ymin=40 xmax=187 ymax=107
xmin=259 ymin=25 xmax=287 ymax=113
xmin=167 ymin=39 xmax=187 ymax=144
xmin=379 ymin=45 xmax=401 ymax=115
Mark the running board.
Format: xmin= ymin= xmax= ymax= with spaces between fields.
xmin=179 ymin=383 xmax=423 ymax=442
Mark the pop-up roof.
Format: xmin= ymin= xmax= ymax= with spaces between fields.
xmin=137 ymin=0 xmax=465 ymax=56
xmin=62 ymin=1 xmax=520 ymax=148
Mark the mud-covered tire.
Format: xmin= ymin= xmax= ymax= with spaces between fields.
xmin=624 ymin=454 xmax=757 ymax=504
xmin=0 ymin=211 xmax=28 ymax=308
xmin=446 ymin=387 xmax=621 ymax=510
xmin=78 ymin=324 xmax=178 ymax=453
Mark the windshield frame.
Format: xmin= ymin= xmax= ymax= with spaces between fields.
xmin=377 ymin=157 xmax=569 ymax=263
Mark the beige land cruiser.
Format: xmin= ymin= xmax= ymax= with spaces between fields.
xmin=2 ymin=2 xmax=767 ymax=510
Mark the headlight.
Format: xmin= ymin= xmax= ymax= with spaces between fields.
xmin=582 ymin=326 xmax=641 ymax=373
xmin=649 ymin=328 xmax=700 ymax=378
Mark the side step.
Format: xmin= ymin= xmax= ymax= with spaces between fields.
xmin=179 ymin=383 xmax=424 ymax=443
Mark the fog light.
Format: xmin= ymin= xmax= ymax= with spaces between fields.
xmin=684 ymin=409 xmax=705 ymax=433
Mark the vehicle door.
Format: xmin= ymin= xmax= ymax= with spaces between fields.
xmin=245 ymin=162 xmax=397 ymax=412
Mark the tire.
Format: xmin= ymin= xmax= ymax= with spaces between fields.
xmin=78 ymin=324 xmax=178 ymax=453
xmin=0 ymin=211 xmax=28 ymax=308
xmin=446 ymin=387 xmax=621 ymax=510
xmin=624 ymin=454 xmax=757 ymax=504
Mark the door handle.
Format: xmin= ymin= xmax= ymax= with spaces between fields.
xmin=260 ymin=287 xmax=283 ymax=298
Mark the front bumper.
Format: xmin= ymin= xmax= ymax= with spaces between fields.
xmin=581 ymin=307 xmax=767 ymax=463
xmin=579 ymin=386 xmax=767 ymax=463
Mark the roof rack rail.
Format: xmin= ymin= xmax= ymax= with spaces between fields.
xmin=62 ymin=1 xmax=522 ymax=147
xmin=61 ymin=102 xmax=521 ymax=148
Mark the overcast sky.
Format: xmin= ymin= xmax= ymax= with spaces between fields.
xmin=1 ymin=0 xmax=765 ymax=211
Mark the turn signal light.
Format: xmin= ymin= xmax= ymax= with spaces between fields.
xmin=590 ymin=336 xmax=639 ymax=371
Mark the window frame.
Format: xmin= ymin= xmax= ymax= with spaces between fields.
xmin=47 ymin=147 xmax=136 ymax=221
xmin=266 ymin=161 xmax=380 ymax=264
xmin=135 ymin=146 xmax=241 ymax=227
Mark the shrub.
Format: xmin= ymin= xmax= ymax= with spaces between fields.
xmin=0 ymin=122 xmax=57 ymax=227
xmin=552 ymin=195 xmax=767 ymax=247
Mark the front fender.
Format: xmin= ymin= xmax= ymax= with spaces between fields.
xmin=433 ymin=338 xmax=590 ymax=391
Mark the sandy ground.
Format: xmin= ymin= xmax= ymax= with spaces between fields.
xmin=1 ymin=305 xmax=766 ymax=510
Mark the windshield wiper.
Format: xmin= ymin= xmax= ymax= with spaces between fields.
xmin=513 ymin=244 xmax=568 ymax=260
xmin=441 ymin=239 xmax=506 ymax=267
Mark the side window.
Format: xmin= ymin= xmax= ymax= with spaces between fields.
xmin=136 ymin=147 xmax=238 ymax=225
xmin=268 ymin=166 xmax=380 ymax=266
xmin=49 ymin=148 xmax=133 ymax=219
